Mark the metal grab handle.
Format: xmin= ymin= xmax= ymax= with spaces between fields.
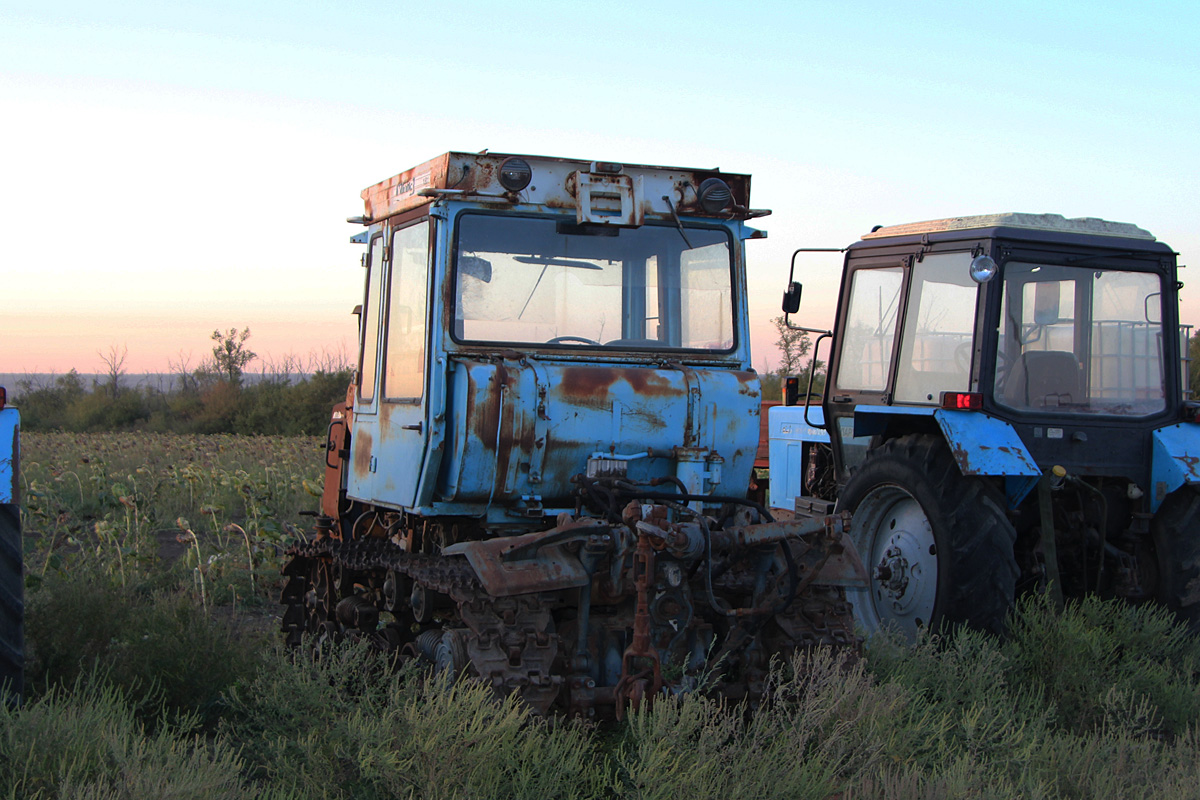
xmin=804 ymin=331 xmax=832 ymax=430
xmin=324 ymin=419 xmax=345 ymax=469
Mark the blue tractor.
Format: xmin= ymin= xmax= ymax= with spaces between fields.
xmin=779 ymin=213 xmax=1200 ymax=640
xmin=282 ymin=153 xmax=866 ymax=717
xmin=0 ymin=387 xmax=22 ymax=702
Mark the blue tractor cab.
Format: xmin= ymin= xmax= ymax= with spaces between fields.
xmin=781 ymin=213 xmax=1200 ymax=640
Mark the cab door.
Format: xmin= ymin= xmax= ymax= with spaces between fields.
xmin=824 ymin=260 xmax=907 ymax=476
xmin=347 ymin=218 xmax=433 ymax=509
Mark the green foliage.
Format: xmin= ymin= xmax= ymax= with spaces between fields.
xmin=9 ymin=432 xmax=1200 ymax=799
xmin=15 ymin=369 xmax=352 ymax=436
xmin=1004 ymin=592 xmax=1200 ymax=737
xmin=0 ymin=682 xmax=248 ymax=799
xmin=224 ymin=645 xmax=609 ymax=799
xmin=24 ymin=564 xmax=266 ymax=728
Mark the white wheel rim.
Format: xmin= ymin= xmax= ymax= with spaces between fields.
xmin=847 ymin=486 xmax=939 ymax=641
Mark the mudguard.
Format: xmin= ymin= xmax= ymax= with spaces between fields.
xmin=853 ymin=405 xmax=1041 ymax=507
xmin=1150 ymin=423 xmax=1200 ymax=512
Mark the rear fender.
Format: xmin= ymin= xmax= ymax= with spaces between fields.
xmin=854 ymin=405 xmax=1041 ymax=508
xmin=1150 ymin=423 xmax=1200 ymax=513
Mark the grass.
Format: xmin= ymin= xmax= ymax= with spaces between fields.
xmin=6 ymin=432 xmax=1200 ymax=798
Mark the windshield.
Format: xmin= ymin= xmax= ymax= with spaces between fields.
xmin=453 ymin=214 xmax=735 ymax=350
xmin=994 ymin=262 xmax=1166 ymax=416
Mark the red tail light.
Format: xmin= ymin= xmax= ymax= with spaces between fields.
xmin=941 ymin=391 xmax=982 ymax=411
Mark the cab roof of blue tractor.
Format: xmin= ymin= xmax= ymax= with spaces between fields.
xmin=853 ymin=212 xmax=1172 ymax=254
xmin=356 ymin=151 xmax=768 ymax=226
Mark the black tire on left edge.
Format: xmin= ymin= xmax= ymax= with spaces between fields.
xmin=0 ymin=503 xmax=24 ymax=702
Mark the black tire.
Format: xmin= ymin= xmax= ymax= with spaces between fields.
xmin=1151 ymin=487 xmax=1200 ymax=635
xmin=0 ymin=504 xmax=23 ymax=702
xmin=839 ymin=434 xmax=1018 ymax=641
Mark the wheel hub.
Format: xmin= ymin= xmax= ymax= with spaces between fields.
xmin=874 ymin=546 xmax=910 ymax=597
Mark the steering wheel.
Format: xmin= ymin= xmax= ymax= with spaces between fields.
xmin=546 ymin=335 xmax=600 ymax=345
xmin=954 ymin=342 xmax=974 ymax=372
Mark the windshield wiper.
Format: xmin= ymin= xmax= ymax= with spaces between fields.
xmin=663 ymin=195 xmax=695 ymax=249
xmin=514 ymin=256 xmax=603 ymax=270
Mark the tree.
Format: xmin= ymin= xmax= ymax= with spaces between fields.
xmin=772 ymin=315 xmax=810 ymax=377
xmin=211 ymin=328 xmax=257 ymax=385
xmin=98 ymin=344 xmax=127 ymax=399
xmin=772 ymin=316 xmax=826 ymax=399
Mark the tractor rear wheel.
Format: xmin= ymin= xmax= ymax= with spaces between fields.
xmin=1151 ymin=486 xmax=1200 ymax=635
xmin=839 ymin=434 xmax=1018 ymax=641
xmin=0 ymin=504 xmax=23 ymax=702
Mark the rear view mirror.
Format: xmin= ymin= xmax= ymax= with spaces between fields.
xmin=1034 ymin=282 xmax=1060 ymax=326
xmin=460 ymin=255 xmax=493 ymax=283
xmin=782 ymin=281 xmax=802 ymax=314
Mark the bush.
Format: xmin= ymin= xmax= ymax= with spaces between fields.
xmin=24 ymin=565 xmax=266 ymax=728
xmin=0 ymin=682 xmax=247 ymax=799
xmin=224 ymin=644 xmax=608 ymax=799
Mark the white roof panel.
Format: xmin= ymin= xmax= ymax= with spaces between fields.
xmin=862 ymin=213 xmax=1155 ymax=241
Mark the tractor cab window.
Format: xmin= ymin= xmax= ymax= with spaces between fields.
xmin=357 ymin=235 xmax=385 ymax=403
xmin=835 ymin=266 xmax=904 ymax=392
xmin=893 ymin=252 xmax=978 ymax=404
xmin=994 ymin=263 xmax=1165 ymax=416
xmin=452 ymin=214 xmax=735 ymax=351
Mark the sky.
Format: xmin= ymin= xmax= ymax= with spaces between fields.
xmin=2 ymin=0 xmax=1198 ymax=377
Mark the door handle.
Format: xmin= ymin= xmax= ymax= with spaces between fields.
xmin=832 ymin=395 xmax=854 ymax=403
xmin=401 ymin=422 xmax=423 ymax=433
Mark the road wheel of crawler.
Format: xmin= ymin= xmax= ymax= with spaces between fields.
xmin=839 ymin=434 xmax=1018 ymax=641
xmin=0 ymin=504 xmax=24 ymax=702
xmin=1151 ymin=487 xmax=1200 ymax=635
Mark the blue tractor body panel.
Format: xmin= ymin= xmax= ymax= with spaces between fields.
xmin=0 ymin=408 xmax=17 ymax=505
xmin=767 ymin=404 xmax=828 ymax=512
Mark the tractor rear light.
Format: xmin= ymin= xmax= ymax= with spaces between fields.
xmin=783 ymin=376 xmax=800 ymax=406
xmin=941 ymin=391 xmax=982 ymax=411
xmin=0 ymin=387 xmax=5 ymax=410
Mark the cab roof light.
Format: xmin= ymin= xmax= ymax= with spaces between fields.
xmin=941 ymin=391 xmax=983 ymax=411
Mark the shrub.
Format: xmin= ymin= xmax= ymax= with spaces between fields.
xmin=0 ymin=681 xmax=247 ymax=799
xmin=24 ymin=565 xmax=266 ymax=727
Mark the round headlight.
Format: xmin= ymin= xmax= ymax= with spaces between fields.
xmin=498 ymin=157 xmax=532 ymax=192
xmin=969 ymin=254 xmax=998 ymax=284
xmin=697 ymin=178 xmax=733 ymax=214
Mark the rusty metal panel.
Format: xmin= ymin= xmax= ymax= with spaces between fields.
xmin=443 ymin=530 xmax=590 ymax=596
xmin=435 ymin=358 xmax=759 ymax=514
xmin=360 ymin=152 xmax=757 ymax=224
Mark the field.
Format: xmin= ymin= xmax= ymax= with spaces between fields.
xmin=5 ymin=432 xmax=1200 ymax=799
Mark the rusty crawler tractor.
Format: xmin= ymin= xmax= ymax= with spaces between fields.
xmin=777 ymin=214 xmax=1200 ymax=641
xmin=0 ymin=387 xmax=23 ymax=704
xmin=281 ymin=152 xmax=867 ymax=717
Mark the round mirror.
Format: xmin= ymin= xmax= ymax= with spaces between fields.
xmin=969 ymin=254 xmax=998 ymax=284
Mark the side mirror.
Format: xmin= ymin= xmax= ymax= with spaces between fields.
xmin=782 ymin=281 xmax=802 ymax=314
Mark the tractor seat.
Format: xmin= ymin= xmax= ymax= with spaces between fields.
xmin=1004 ymin=350 xmax=1082 ymax=408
